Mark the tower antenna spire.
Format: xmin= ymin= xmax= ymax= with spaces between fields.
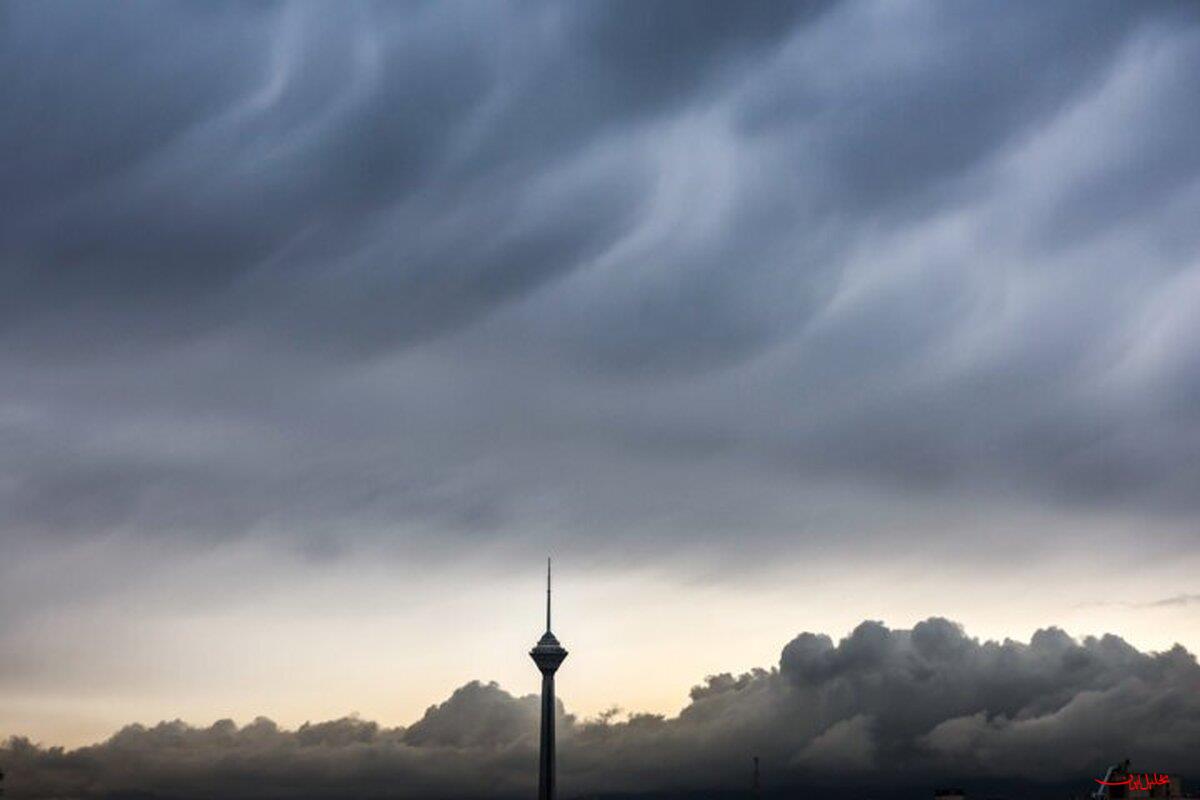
xmin=546 ymin=557 xmax=552 ymax=632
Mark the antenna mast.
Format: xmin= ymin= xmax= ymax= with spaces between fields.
xmin=546 ymin=557 xmax=552 ymax=632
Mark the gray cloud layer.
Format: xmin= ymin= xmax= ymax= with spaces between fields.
xmin=4 ymin=619 xmax=1199 ymax=798
xmin=5 ymin=1 xmax=1200 ymax=770
xmin=3 ymin=0 xmax=1200 ymax=567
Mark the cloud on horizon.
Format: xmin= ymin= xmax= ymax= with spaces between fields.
xmin=4 ymin=618 xmax=1198 ymax=798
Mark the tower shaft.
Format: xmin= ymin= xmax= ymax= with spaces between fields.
xmin=538 ymin=671 xmax=556 ymax=800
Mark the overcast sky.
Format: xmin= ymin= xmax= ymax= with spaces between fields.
xmin=3 ymin=0 xmax=1200 ymax=787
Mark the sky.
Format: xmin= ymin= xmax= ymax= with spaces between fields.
xmin=2 ymin=0 xmax=1200 ymax=795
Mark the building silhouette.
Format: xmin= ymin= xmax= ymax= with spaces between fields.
xmin=530 ymin=559 xmax=567 ymax=800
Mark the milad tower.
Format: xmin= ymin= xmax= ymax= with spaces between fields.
xmin=530 ymin=559 xmax=568 ymax=800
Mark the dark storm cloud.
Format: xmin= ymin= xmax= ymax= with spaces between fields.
xmin=0 ymin=0 xmax=822 ymax=353
xmin=3 ymin=0 xmax=1200 ymax=560
xmin=5 ymin=619 xmax=1198 ymax=798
